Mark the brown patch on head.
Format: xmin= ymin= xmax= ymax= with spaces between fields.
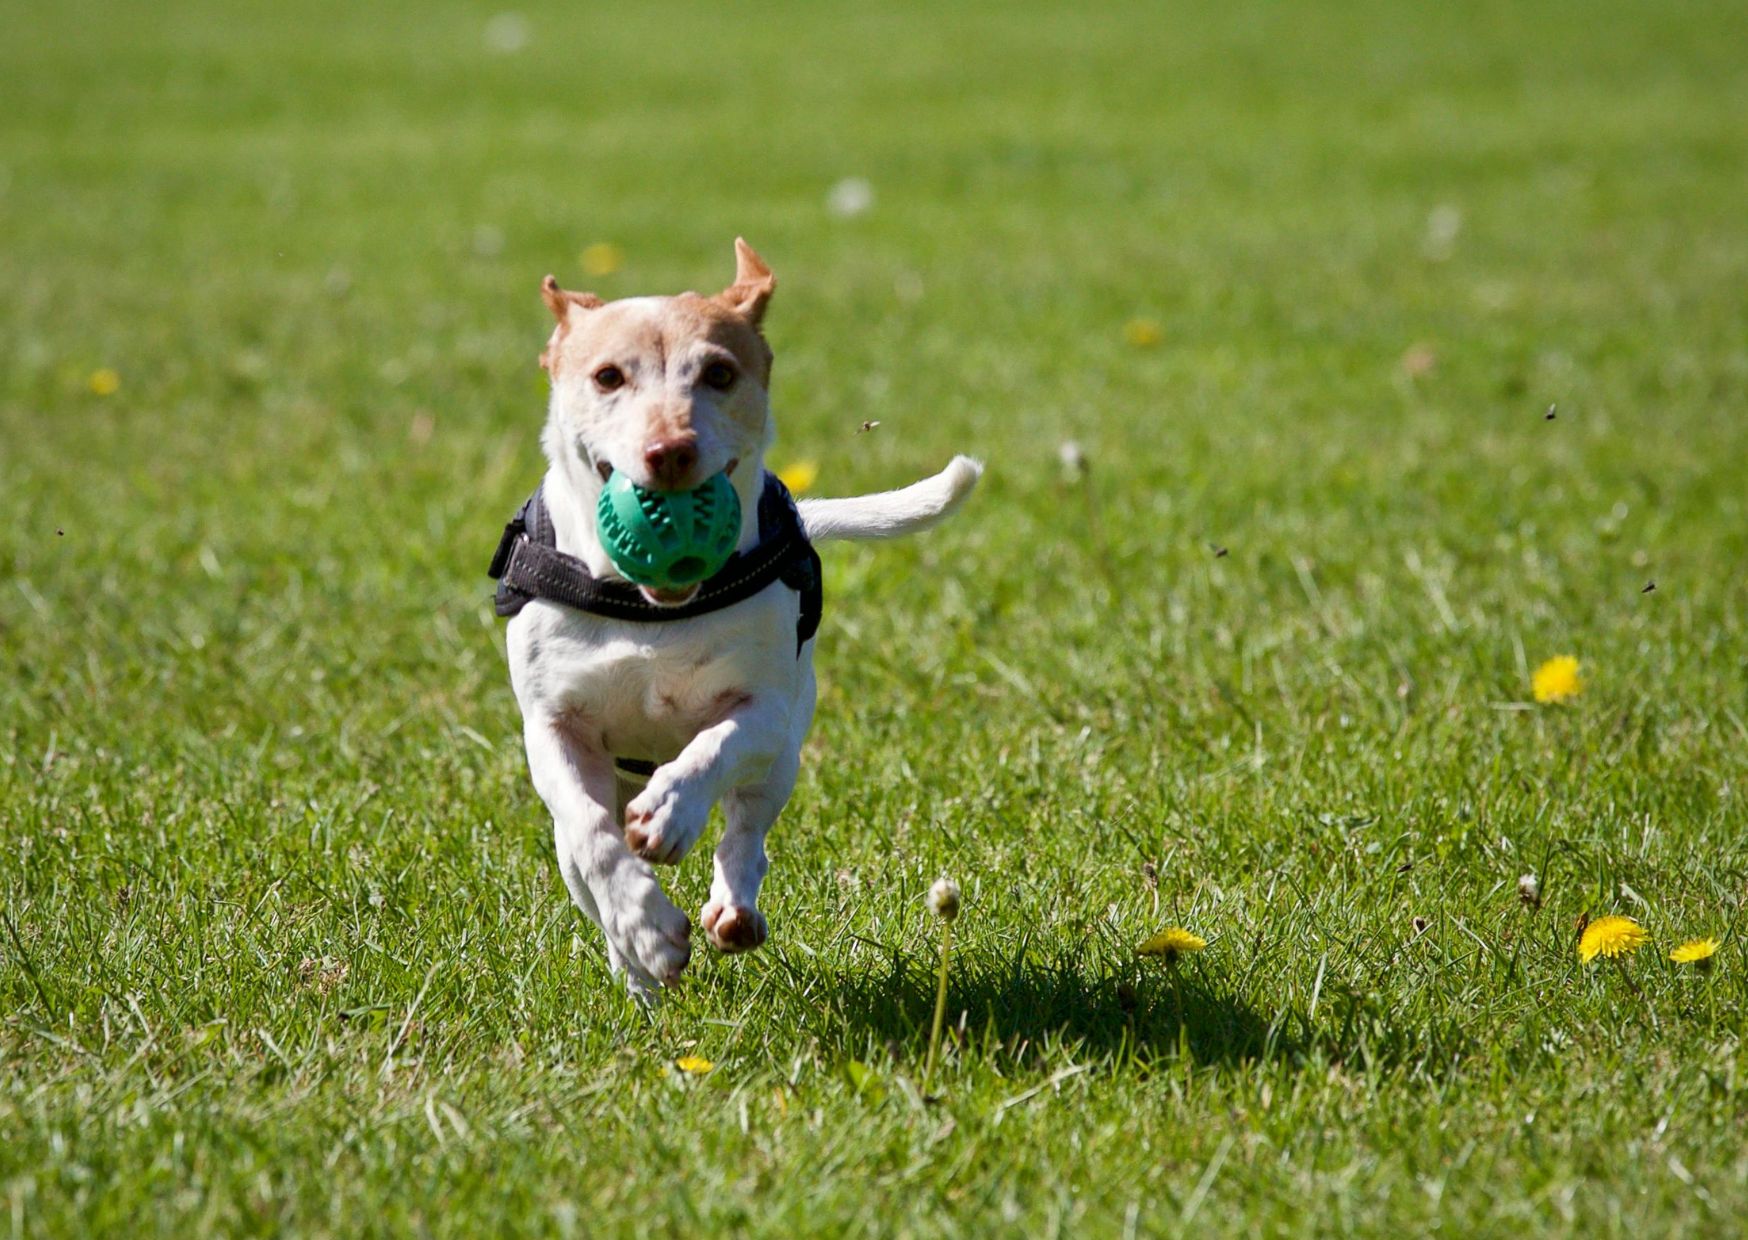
xmin=540 ymin=291 xmax=774 ymax=391
xmin=679 ymin=294 xmax=775 ymax=388
xmin=538 ymin=275 xmax=603 ymax=372
xmin=536 ymin=243 xmax=778 ymax=382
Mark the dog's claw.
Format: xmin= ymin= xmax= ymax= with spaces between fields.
xmin=624 ymin=783 xmax=708 ymax=865
xmin=702 ymin=900 xmax=767 ymax=953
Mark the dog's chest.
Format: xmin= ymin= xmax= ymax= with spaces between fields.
xmin=507 ymin=592 xmax=803 ymax=760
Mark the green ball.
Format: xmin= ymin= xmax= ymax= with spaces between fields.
xmin=596 ymin=470 xmax=742 ymax=590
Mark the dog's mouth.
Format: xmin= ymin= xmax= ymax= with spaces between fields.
xmin=592 ymin=457 xmax=741 ymax=488
xmin=639 ymin=584 xmax=700 ymax=606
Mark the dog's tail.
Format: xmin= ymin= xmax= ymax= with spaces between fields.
xmin=797 ymin=455 xmax=982 ymax=543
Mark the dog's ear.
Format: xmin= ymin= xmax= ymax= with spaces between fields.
xmin=541 ymin=274 xmax=602 ymax=321
xmin=540 ymin=276 xmax=602 ymax=371
xmin=718 ymin=238 xmax=775 ymax=326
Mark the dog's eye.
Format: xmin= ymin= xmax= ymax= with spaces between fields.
xmin=701 ymin=361 xmax=736 ymax=391
xmin=593 ymin=365 xmax=626 ymax=392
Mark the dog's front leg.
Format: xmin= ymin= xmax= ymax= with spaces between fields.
xmin=523 ymin=716 xmax=691 ymax=998
xmin=700 ymin=741 xmax=800 ymax=953
xmin=624 ymin=696 xmax=788 ymax=866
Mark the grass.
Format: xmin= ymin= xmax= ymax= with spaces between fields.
xmin=4 ymin=0 xmax=1747 ymax=1233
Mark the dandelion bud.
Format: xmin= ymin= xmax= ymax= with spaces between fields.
xmin=928 ymin=878 xmax=961 ymax=923
xmin=1518 ymin=873 xmax=1541 ymax=910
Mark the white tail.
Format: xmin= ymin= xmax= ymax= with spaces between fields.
xmin=798 ymin=455 xmax=982 ymax=542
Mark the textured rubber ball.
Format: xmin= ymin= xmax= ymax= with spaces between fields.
xmin=596 ymin=470 xmax=741 ymax=589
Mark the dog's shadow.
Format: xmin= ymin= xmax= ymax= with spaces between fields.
xmin=763 ymin=934 xmax=1290 ymax=1068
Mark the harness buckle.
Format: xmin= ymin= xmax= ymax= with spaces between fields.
xmin=486 ymin=515 xmax=526 ymax=581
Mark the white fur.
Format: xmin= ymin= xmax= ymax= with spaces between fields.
xmin=506 ymin=283 xmax=979 ymax=999
xmin=507 ymin=560 xmax=812 ymax=996
xmin=799 ymin=455 xmax=983 ymax=542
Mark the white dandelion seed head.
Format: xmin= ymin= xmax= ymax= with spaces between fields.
xmin=484 ymin=13 xmax=530 ymax=53
xmin=928 ymin=878 xmax=960 ymax=922
xmin=1424 ymin=203 xmax=1462 ymax=259
xmin=1058 ymin=440 xmax=1086 ymax=476
xmin=827 ymin=177 xmax=874 ymax=218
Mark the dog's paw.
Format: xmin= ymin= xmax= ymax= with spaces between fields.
xmin=601 ymin=874 xmax=692 ymax=995
xmin=702 ymin=900 xmax=768 ymax=954
xmin=624 ymin=780 xmax=711 ymax=865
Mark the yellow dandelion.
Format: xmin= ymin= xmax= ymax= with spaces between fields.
xmin=674 ymin=1055 xmax=715 ymax=1074
xmin=1532 ymin=655 xmax=1584 ymax=704
xmin=1123 ymin=318 xmax=1163 ymax=348
xmin=580 ymin=242 xmax=624 ymax=277
xmin=1578 ymin=915 xmax=1647 ymax=964
xmin=776 ymin=459 xmax=819 ymax=495
xmin=1670 ymin=937 xmax=1720 ymax=969
xmin=1137 ymin=927 xmax=1207 ymax=962
xmin=88 ymin=368 xmax=120 ymax=396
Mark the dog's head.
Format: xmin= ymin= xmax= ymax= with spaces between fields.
xmin=538 ymin=239 xmax=776 ymax=505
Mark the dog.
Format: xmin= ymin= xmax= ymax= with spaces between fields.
xmin=493 ymin=239 xmax=980 ymax=999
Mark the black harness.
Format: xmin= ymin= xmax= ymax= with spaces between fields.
xmin=488 ymin=472 xmax=822 ymax=656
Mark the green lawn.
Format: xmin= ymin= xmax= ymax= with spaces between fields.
xmin=4 ymin=0 xmax=1748 ymax=1233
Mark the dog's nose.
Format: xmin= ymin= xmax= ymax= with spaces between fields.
xmin=643 ymin=436 xmax=699 ymax=489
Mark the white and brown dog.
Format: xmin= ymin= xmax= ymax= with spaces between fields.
xmin=498 ymin=239 xmax=980 ymax=998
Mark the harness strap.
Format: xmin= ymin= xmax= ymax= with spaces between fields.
xmin=489 ymin=473 xmax=821 ymax=653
